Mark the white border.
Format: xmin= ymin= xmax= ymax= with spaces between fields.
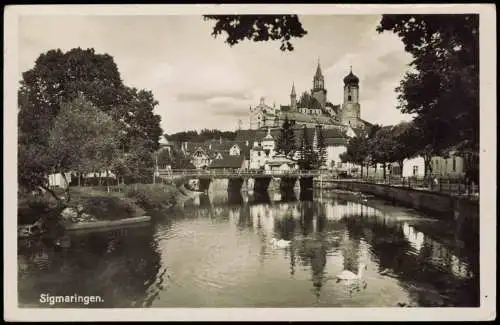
xmin=4 ymin=4 xmax=496 ymax=322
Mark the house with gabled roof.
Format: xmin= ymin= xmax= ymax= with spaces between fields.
xmin=208 ymin=155 xmax=246 ymax=171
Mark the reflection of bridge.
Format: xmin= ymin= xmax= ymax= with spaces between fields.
xmin=157 ymin=169 xmax=324 ymax=193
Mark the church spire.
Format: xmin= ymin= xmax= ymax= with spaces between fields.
xmin=290 ymin=82 xmax=297 ymax=110
xmin=313 ymin=58 xmax=325 ymax=91
xmin=315 ymin=58 xmax=323 ymax=78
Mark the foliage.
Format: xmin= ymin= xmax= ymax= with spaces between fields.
xmin=124 ymin=184 xmax=178 ymax=212
xmin=389 ymin=122 xmax=420 ymax=168
xmin=165 ymin=129 xmax=236 ymax=143
xmin=19 ymin=95 xmax=122 ymax=201
xmin=340 ymin=136 xmax=369 ymax=171
xmin=298 ymin=126 xmax=316 ymax=170
xmin=276 ymin=116 xmax=296 ymax=158
xmin=18 ymin=47 xmax=163 ymax=194
xmin=316 ymin=126 xmax=327 ymax=169
xmin=377 ymin=14 xmax=479 ymax=178
xmin=49 ymin=94 xmax=122 ymax=175
xmin=203 ymin=15 xmax=308 ymax=51
xmin=18 ymin=48 xmax=124 ymax=146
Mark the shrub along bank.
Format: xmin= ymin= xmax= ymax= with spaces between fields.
xmin=18 ymin=183 xmax=182 ymax=229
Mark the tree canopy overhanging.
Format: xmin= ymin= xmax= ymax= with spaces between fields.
xmin=203 ymin=15 xmax=308 ymax=51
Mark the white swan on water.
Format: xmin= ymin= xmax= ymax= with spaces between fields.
xmin=270 ymin=238 xmax=291 ymax=248
xmin=336 ymin=263 xmax=367 ymax=281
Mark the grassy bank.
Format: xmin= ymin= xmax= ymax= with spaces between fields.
xmin=18 ymin=183 xmax=181 ymax=226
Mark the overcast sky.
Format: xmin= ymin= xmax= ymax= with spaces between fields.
xmin=18 ymin=14 xmax=415 ymax=134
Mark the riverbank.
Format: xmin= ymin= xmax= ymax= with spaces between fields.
xmin=18 ymin=183 xmax=188 ymax=238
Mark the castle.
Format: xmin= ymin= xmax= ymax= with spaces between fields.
xmin=248 ymin=61 xmax=370 ymax=132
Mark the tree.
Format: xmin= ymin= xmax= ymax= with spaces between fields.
xmin=18 ymin=47 xmax=163 ymax=190
xmin=298 ymin=126 xmax=316 ymax=170
xmin=389 ymin=121 xmax=420 ymax=175
xmin=276 ymin=116 xmax=296 ymax=158
xmin=316 ymin=126 xmax=327 ymax=169
xmin=113 ymin=87 xmax=163 ymax=153
xmin=19 ymin=94 xmax=122 ymax=202
xmin=340 ymin=136 xmax=369 ymax=178
xmin=370 ymin=126 xmax=397 ymax=179
xmin=18 ymin=48 xmax=124 ymax=147
xmin=377 ymin=15 xmax=479 ymax=180
xmin=18 ymin=47 xmax=162 ymax=155
xmin=203 ymin=15 xmax=308 ymax=51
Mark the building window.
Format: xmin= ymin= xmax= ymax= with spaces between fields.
xmin=348 ymin=95 xmax=352 ymax=101
xmin=452 ymin=157 xmax=456 ymax=171
xmin=412 ymin=165 xmax=419 ymax=176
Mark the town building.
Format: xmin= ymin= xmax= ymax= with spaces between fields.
xmin=396 ymin=153 xmax=465 ymax=178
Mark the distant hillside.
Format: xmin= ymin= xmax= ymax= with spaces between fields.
xmin=164 ymin=129 xmax=237 ymax=143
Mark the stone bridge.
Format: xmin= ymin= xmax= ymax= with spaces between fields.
xmin=157 ymin=169 xmax=325 ymax=193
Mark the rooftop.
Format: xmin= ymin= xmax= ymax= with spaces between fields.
xmin=208 ymin=155 xmax=245 ymax=169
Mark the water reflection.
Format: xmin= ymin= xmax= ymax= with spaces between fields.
xmin=18 ymin=190 xmax=479 ymax=308
xmin=18 ymin=225 xmax=160 ymax=308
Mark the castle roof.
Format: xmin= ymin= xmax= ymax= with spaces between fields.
xmin=279 ymin=111 xmax=342 ymax=126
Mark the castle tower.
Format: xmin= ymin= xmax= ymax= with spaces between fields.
xmin=290 ymin=82 xmax=297 ymax=111
xmin=311 ymin=59 xmax=327 ymax=108
xmin=340 ymin=66 xmax=361 ymax=127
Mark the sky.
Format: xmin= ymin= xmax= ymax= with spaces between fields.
xmin=18 ymin=14 xmax=415 ymax=134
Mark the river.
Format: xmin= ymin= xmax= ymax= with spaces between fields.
xmin=17 ymin=189 xmax=479 ymax=308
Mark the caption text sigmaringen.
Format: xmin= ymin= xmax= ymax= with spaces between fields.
xmin=39 ymin=294 xmax=104 ymax=306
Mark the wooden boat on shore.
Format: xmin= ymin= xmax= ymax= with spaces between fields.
xmin=64 ymin=215 xmax=151 ymax=231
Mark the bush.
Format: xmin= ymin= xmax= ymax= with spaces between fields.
xmin=124 ymin=184 xmax=178 ymax=212
xmin=78 ymin=196 xmax=137 ymax=221
xmin=18 ymin=192 xmax=61 ymax=225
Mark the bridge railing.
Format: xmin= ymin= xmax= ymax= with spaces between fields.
xmin=157 ymin=169 xmax=326 ymax=177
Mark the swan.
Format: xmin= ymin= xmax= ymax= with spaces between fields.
xmin=336 ymin=263 xmax=367 ymax=281
xmin=270 ymin=238 xmax=291 ymax=248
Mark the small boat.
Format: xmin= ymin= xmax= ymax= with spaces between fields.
xmin=64 ymin=215 xmax=151 ymax=231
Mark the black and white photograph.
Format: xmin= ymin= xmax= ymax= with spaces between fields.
xmin=4 ymin=4 xmax=496 ymax=322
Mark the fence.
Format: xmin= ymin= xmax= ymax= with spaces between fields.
xmin=158 ymin=169 xmax=322 ymax=177
xmin=338 ymin=175 xmax=480 ymax=199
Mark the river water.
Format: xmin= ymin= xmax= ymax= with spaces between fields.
xmin=18 ymin=189 xmax=479 ymax=308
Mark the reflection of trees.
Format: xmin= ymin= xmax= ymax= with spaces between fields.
xmin=18 ymin=226 xmax=161 ymax=308
xmin=237 ymin=203 xmax=252 ymax=230
xmin=341 ymin=217 xmax=363 ymax=274
xmin=354 ymin=213 xmax=479 ymax=307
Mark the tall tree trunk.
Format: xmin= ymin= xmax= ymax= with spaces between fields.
xmin=60 ymin=171 xmax=71 ymax=204
xmin=106 ymin=170 xmax=110 ymax=193
xmin=383 ymin=162 xmax=387 ymax=179
xmin=39 ymin=184 xmax=63 ymax=206
xmin=398 ymin=161 xmax=404 ymax=176
xmin=423 ymin=154 xmax=433 ymax=187
xmin=360 ymin=163 xmax=364 ymax=178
